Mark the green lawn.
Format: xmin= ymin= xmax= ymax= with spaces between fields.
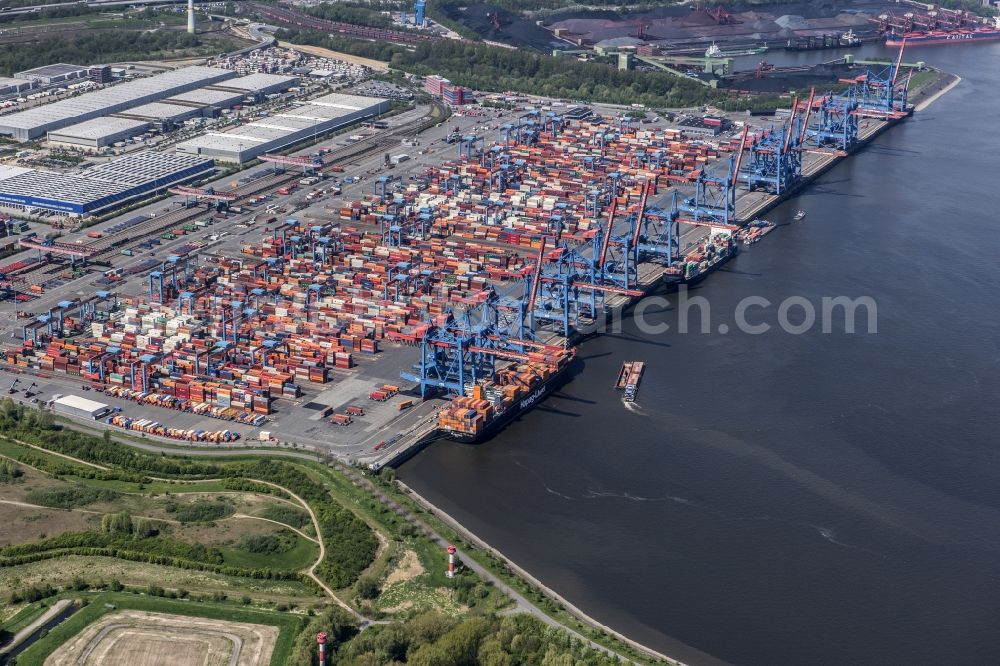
xmin=0 ymin=601 xmax=48 ymax=635
xmin=14 ymin=592 xmax=305 ymax=666
xmin=219 ymin=530 xmax=319 ymax=572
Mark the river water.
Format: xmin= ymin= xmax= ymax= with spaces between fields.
xmin=399 ymin=42 xmax=1000 ymax=665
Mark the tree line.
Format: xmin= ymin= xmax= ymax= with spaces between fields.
xmin=276 ymin=28 xmax=771 ymax=110
xmin=1 ymin=415 xmax=378 ymax=592
xmin=0 ymin=31 xmax=233 ymax=76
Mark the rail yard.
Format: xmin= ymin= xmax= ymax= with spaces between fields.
xmin=0 ymin=44 xmax=918 ymax=469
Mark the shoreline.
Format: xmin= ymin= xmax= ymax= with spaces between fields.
xmin=397 ymin=479 xmax=691 ymax=665
xmin=914 ymin=72 xmax=962 ymax=112
xmin=389 ymin=68 xmax=967 ymax=665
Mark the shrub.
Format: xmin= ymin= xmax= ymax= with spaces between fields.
xmin=25 ymin=485 xmax=120 ymax=509
xmin=166 ymin=499 xmax=234 ymax=523
xmin=0 ymin=459 xmax=24 ymax=483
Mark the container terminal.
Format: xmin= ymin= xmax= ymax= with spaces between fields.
xmin=0 ymin=50 xmax=917 ymax=468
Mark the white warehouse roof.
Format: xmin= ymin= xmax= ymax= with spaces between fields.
xmin=0 ymin=66 xmax=237 ymax=140
xmin=175 ymin=93 xmax=388 ymax=164
xmin=120 ymin=102 xmax=199 ymax=123
xmin=48 ymin=117 xmax=149 ymax=142
xmin=52 ymin=394 xmax=110 ymax=415
xmin=212 ymin=72 xmax=298 ymax=93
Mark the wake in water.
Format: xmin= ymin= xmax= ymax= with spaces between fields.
xmin=622 ymin=399 xmax=645 ymax=414
xmin=512 ymin=459 xmax=575 ymax=500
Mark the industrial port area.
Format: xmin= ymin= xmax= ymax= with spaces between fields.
xmin=0 ymin=28 xmax=925 ymax=470
xmin=0 ymin=0 xmax=988 ymax=662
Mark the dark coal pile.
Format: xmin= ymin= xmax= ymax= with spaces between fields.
xmin=444 ymin=3 xmax=559 ymax=51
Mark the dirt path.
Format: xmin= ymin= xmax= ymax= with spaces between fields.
xmin=231 ymin=513 xmax=318 ymax=544
xmin=15 ymin=439 xmax=108 ymax=470
xmin=8 ymin=443 xmax=368 ymax=622
xmin=0 ymin=498 xmax=182 ymax=524
xmin=0 ymin=599 xmax=74 ymax=658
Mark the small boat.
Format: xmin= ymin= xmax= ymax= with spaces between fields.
xmin=794 ymin=210 xmax=806 ymax=221
xmin=615 ymin=361 xmax=645 ymax=402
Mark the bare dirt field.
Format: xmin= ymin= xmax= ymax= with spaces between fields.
xmin=46 ymin=610 xmax=278 ymax=666
xmin=0 ymin=503 xmax=98 ymax=546
xmin=277 ymin=40 xmax=389 ymax=70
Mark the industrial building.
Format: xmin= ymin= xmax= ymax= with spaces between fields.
xmin=175 ymin=92 xmax=388 ymax=163
xmin=0 ymin=151 xmax=214 ymax=216
xmin=50 ymin=394 xmax=112 ymax=420
xmin=0 ymin=77 xmax=33 ymax=96
xmin=165 ymin=88 xmax=246 ymax=112
xmin=47 ymin=117 xmax=150 ymax=151
xmin=676 ymin=116 xmax=731 ymax=136
xmin=14 ymin=63 xmax=90 ymax=85
xmin=423 ymin=75 xmax=469 ymax=106
xmin=0 ymin=66 xmax=238 ymax=140
xmin=115 ymin=102 xmax=201 ymax=130
xmin=209 ymin=73 xmax=299 ymax=100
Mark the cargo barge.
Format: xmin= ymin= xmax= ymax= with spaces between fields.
xmin=437 ymin=349 xmax=575 ymax=443
xmin=664 ymin=232 xmax=739 ymax=287
xmin=615 ymin=361 xmax=645 ymax=402
xmin=785 ymin=30 xmax=860 ymax=51
xmin=741 ymin=219 xmax=776 ymax=245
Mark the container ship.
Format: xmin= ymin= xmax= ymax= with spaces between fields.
xmin=437 ymin=348 xmax=575 ymax=443
xmin=664 ymin=232 xmax=739 ymax=286
xmin=886 ymin=24 xmax=1000 ymax=46
xmin=615 ymin=361 xmax=645 ymax=402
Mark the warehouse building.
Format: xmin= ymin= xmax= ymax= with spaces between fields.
xmin=209 ymin=73 xmax=299 ymax=100
xmin=115 ymin=102 xmax=200 ymax=130
xmin=0 ymin=66 xmax=237 ymax=140
xmin=0 ymin=77 xmax=33 ymax=96
xmin=51 ymin=394 xmax=112 ymax=420
xmin=15 ymin=63 xmax=90 ymax=85
xmin=47 ymin=117 xmax=150 ymax=151
xmin=164 ymin=88 xmax=246 ymax=115
xmin=0 ymin=151 xmax=214 ymax=216
xmin=175 ymin=93 xmax=388 ymax=164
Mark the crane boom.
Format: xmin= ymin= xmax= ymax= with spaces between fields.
xmin=799 ymin=87 xmax=815 ymax=146
xmin=891 ymin=38 xmax=906 ymax=87
xmin=526 ymin=237 xmax=547 ymax=315
xmin=467 ymin=346 xmax=532 ymax=363
xmin=630 ymin=181 xmax=652 ymax=249
xmin=598 ymin=196 xmax=618 ymax=269
xmin=731 ymin=125 xmax=749 ymax=186
xmin=783 ymin=95 xmax=798 ymax=153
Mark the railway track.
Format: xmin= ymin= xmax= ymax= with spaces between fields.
xmin=252 ymin=3 xmax=440 ymax=46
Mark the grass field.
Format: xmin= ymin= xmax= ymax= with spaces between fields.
xmin=0 ymin=556 xmax=321 ymax=603
xmin=0 ymin=601 xmax=48 ymax=635
xmin=14 ymin=592 xmax=304 ymax=666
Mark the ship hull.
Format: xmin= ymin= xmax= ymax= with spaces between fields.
xmin=443 ymin=363 xmax=570 ymax=444
xmin=886 ymin=30 xmax=1000 ymax=46
xmin=663 ymin=243 xmax=739 ymax=288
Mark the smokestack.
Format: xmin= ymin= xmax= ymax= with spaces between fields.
xmin=446 ymin=545 xmax=456 ymax=578
xmin=187 ymin=0 xmax=195 ymax=34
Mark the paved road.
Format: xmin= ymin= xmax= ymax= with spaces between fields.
xmin=0 ymin=599 xmax=74 ymax=658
